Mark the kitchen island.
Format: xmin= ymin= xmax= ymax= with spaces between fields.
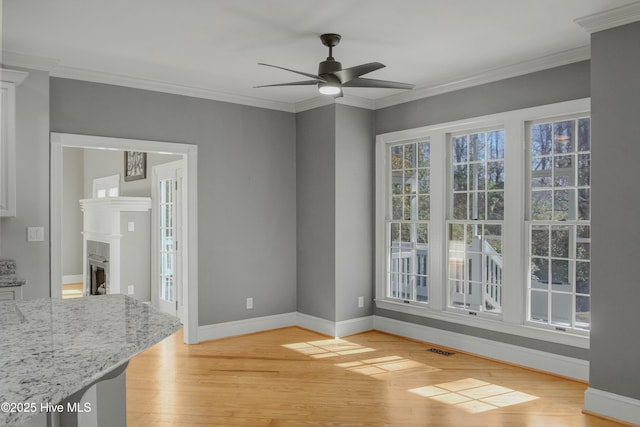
xmin=0 ymin=294 xmax=181 ymax=427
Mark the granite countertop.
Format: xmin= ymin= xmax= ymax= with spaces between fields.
xmin=0 ymin=294 xmax=181 ymax=427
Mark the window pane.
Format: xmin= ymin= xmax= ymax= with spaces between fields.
xmin=392 ymin=196 xmax=403 ymax=220
xmin=418 ymin=168 xmax=430 ymax=193
xmin=417 ymin=142 xmax=430 ymax=167
xmin=578 ymin=118 xmax=591 ymax=152
xmin=404 ymin=143 xmax=416 ymax=168
xmin=551 ymin=259 xmax=569 ymax=285
xmin=404 ymin=169 xmax=416 ymax=194
xmin=487 ymin=130 xmax=505 ymax=159
xmin=531 ymin=227 xmax=549 ymax=257
xmin=453 ymin=193 xmax=467 ymax=219
xmin=578 ymin=189 xmax=590 ymax=220
xmin=391 ymin=170 xmax=403 ymax=194
xmin=551 ymin=293 xmax=572 ymax=326
xmin=390 ymin=223 xmax=400 ymax=247
xmin=453 ymin=136 xmax=467 ymax=163
xmin=550 ymin=226 xmax=569 ymax=258
xmin=554 ymin=120 xmax=574 ymax=154
xmin=576 ymin=261 xmax=590 ymax=294
xmin=531 ymin=123 xmax=552 ymax=156
xmin=418 ymin=195 xmax=430 ymax=220
xmin=487 ymin=191 xmax=504 ymax=220
xmin=453 ymin=165 xmax=468 ymax=191
xmin=575 ymin=296 xmax=590 ymax=330
xmin=487 ymin=162 xmax=504 ymax=189
xmin=578 ymin=154 xmax=590 ymax=186
xmin=530 ymin=291 xmax=548 ymax=322
xmin=531 ymin=190 xmax=552 ymax=220
xmin=531 ymin=258 xmax=549 ymax=289
xmin=391 ymin=146 xmax=403 ymax=170
xmin=469 ymin=133 xmax=485 ymax=161
xmin=469 ymin=164 xmax=485 ymax=191
xmin=553 ymin=189 xmax=570 ymax=220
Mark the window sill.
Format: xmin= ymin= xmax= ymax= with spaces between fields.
xmin=375 ymin=298 xmax=589 ymax=349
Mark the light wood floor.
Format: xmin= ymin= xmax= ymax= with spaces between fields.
xmin=126 ymin=327 xmax=623 ymax=427
xmin=62 ymin=282 xmax=83 ymax=299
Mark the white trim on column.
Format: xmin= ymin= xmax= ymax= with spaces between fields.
xmin=584 ymin=387 xmax=640 ymax=426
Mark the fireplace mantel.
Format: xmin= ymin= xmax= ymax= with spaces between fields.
xmin=81 ymin=197 xmax=151 ymax=295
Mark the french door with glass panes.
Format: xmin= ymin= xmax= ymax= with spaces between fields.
xmin=152 ymin=160 xmax=184 ymax=318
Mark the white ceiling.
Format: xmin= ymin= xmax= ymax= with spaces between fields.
xmin=2 ymin=0 xmax=638 ymax=110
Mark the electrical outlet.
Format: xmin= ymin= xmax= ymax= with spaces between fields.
xmin=128 ymin=221 xmax=135 ymax=232
xmin=358 ymin=296 xmax=364 ymax=308
xmin=246 ymin=297 xmax=253 ymax=310
xmin=128 ymin=285 xmax=134 ymax=295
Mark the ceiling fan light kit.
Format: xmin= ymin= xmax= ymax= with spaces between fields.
xmin=255 ymin=33 xmax=414 ymax=97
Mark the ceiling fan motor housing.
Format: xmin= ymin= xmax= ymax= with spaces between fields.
xmin=318 ymin=59 xmax=342 ymax=78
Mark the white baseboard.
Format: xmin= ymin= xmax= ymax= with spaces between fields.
xmin=196 ymin=312 xmax=587 ymax=381
xmin=63 ymin=274 xmax=83 ymax=285
xmin=584 ymin=387 xmax=640 ymax=426
xmin=296 ymin=313 xmax=374 ymax=337
xmin=373 ymin=315 xmax=589 ymax=381
xmin=198 ymin=312 xmax=297 ymax=342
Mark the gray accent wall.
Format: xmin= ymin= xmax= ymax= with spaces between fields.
xmin=0 ymin=67 xmax=50 ymax=300
xmin=374 ymin=61 xmax=592 ymax=360
xmin=50 ymin=78 xmax=297 ymax=326
xmin=335 ymin=104 xmax=374 ymax=321
xmin=296 ymin=104 xmax=375 ymax=322
xmin=296 ymin=104 xmax=336 ymax=321
xmin=376 ymin=61 xmax=590 ymax=135
xmin=589 ymin=21 xmax=640 ymax=401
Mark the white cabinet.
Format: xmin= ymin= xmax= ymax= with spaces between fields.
xmin=1 ymin=69 xmax=28 ymax=217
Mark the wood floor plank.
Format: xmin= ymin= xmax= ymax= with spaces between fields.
xmin=126 ymin=327 xmax=623 ymax=427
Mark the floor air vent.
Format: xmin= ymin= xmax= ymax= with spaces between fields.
xmin=428 ymin=347 xmax=454 ymax=356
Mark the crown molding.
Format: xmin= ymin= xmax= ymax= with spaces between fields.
xmin=3 ymin=44 xmax=591 ymax=113
xmin=1 ymin=50 xmax=59 ymax=72
xmin=0 ymin=68 xmax=29 ymax=85
xmin=374 ymin=46 xmax=591 ymax=110
xmin=575 ymin=1 xmax=640 ymax=34
xmin=51 ymin=65 xmax=296 ymax=112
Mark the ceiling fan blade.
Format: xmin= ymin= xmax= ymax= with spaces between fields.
xmin=254 ymin=80 xmax=318 ymax=88
xmin=258 ymin=63 xmax=325 ymax=81
xmin=343 ymin=77 xmax=414 ymax=90
xmin=333 ymin=62 xmax=385 ymax=83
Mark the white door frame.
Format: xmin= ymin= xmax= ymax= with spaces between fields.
xmin=50 ymin=132 xmax=199 ymax=344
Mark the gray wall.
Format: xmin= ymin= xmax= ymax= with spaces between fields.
xmin=82 ymin=148 xmax=181 ymax=198
xmin=296 ymin=103 xmax=375 ymax=323
xmin=50 ymin=78 xmax=297 ymax=326
xmin=120 ymin=211 xmax=151 ymax=301
xmin=374 ymin=61 xmax=592 ymax=360
xmin=376 ymin=61 xmax=590 ymax=134
xmin=0 ymin=67 xmax=50 ymax=300
xmin=62 ymin=147 xmax=84 ymax=276
xmin=296 ymin=104 xmax=336 ymax=321
xmin=335 ymin=104 xmax=375 ymax=321
xmin=590 ymin=21 xmax=640 ymax=401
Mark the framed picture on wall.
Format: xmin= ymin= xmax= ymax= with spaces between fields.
xmin=124 ymin=151 xmax=147 ymax=181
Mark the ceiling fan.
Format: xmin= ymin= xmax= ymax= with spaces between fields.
xmin=255 ymin=33 xmax=414 ymax=97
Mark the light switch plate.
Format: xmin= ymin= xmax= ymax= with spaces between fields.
xmin=27 ymin=227 xmax=45 ymax=242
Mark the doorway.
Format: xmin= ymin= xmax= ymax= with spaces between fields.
xmin=50 ymin=133 xmax=198 ymax=344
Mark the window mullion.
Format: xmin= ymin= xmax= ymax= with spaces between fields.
xmin=428 ymin=132 xmax=447 ymax=310
xmin=501 ymin=119 xmax=525 ymax=325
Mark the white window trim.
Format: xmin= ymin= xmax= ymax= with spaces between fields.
xmin=375 ymin=98 xmax=590 ymax=349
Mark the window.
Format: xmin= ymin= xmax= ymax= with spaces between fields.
xmin=93 ymin=174 xmax=120 ymax=198
xmin=448 ymin=130 xmax=504 ymax=315
xmin=387 ymin=140 xmax=430 ymax=302
xmin=527 ymin=117 xmax=591 ymax=332
xmin=376 ymin=99 xmax=590 ymax=346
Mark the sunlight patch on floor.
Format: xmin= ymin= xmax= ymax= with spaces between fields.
xmin=336 ymin=355 xmax=440 ymax=378
xmin=282 ymin=338 xmax=375 ymax=359
xmin=409 ymin=378 xmax=538 ymax=413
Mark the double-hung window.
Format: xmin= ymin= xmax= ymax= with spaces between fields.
xmin=387 ymin=139 xmax=431 ymax=303
xmin=376 ymin=98 xmax=591 ymax=345
xmin=447 ymin=129 xmax=505 ymax=315
xmin=527 ymin=117 xmax=591 ymax=333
